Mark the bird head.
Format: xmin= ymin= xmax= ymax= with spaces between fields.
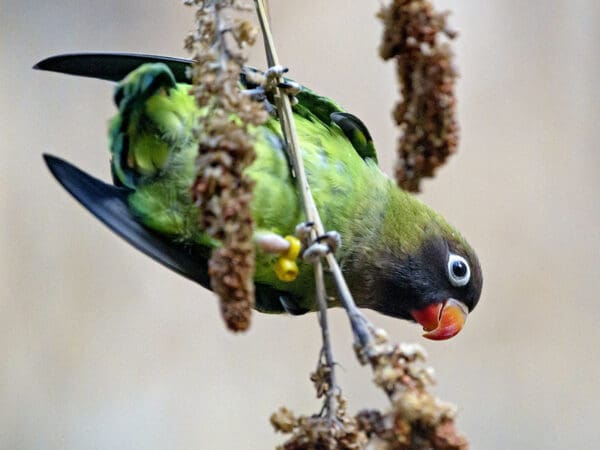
xmin=360 ymin=195 xmax=483 ymax=341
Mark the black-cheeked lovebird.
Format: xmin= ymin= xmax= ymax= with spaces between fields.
xmin=36 ymin=53 xmax=482 ymax=340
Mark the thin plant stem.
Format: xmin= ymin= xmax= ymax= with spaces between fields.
xmin=254 ymin=0 xmax=340 ymax=419
xmin=314 ymin=260 xmax=336 ymax=421
xmin=253 ymin=0 xmax=374 ymax=357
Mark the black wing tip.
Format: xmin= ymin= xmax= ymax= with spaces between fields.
xmin=32 ymin=53 xmax=193 ymax=82
xmin=33 ymin=54 xmax=82 ymax=72
xmin=42 ymin=153 xmax=214 ymax=288
xmin=33 ymin=55 xmax=54 ymax=71
xmin=44 ymin=153 xmax=78 ymax=184
xmin=43 ymin=153 xmax=64 ymax=177
xmin=42 ymin=153 xmax=294 ymax=312
xmin=43 ymin=152 xmax=58 ymax=163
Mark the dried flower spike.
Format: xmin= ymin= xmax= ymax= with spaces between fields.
xmin=271 ymin=398 xmax=368 ymax=450
xmin=379 ymin=0 xmax=459 ymax=192
xmin=184 ymin=0 xmax=267 ymax=331
xmin=354 ymin=338 xmax=469 ymax=449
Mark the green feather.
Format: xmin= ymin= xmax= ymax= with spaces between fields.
xmin=108 ymin=62 xmax=479 ymax=315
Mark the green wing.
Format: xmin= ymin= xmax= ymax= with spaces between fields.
xmin=295 ymin=89 xmax=377 ymax=163
xmin=35 ymin=54 xmax=378 ymax=165
xmin=36 ymin=53 xmax=383 ymax=314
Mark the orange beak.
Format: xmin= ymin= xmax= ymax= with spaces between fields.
xmin=410 ymin=299 xmax=468 ymax=340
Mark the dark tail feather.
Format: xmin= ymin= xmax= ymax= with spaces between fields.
xmin=33 ymin=53 xmax=191 ymax=83
xmin=43 ymin=154 xmax=210 ymax=288
xmin=43 ymin=154 xmax=295 ymax=314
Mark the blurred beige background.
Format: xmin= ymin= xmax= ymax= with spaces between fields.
xmin=2 ymin=1 xmax=599 ymax=449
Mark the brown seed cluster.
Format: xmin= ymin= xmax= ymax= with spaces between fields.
xmin=184 ymin=0 xmax=267 ymax=331
xmin=379 ymin=0 xmax=459 ymax=192
xmin=310 ymin=360 xmax=333 ymax=400
xmin=273 ymin=340 xmax=468 ymax=450
xmin=271 ymin=399 xmax=368 ymax=450
xmin=271 ymin=361 xmax=367 ymax=449
xmin=359 ymin=341 xmax=468 ymax=449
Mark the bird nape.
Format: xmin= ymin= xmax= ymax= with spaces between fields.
xmin=35 ymin=53 xmax=482 ymax=340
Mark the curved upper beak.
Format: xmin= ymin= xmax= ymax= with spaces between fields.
xmin=410 ymin=299 xmax=468 ymax=341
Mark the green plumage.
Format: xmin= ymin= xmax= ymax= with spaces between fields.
xmin=32 ymin=49 xmax=484 ymax=340
xmin=105 ymin=62 xmax=480 ymax=318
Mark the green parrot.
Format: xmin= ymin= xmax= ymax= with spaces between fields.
xmin=36 ymin=53 xmax=482 ymax=340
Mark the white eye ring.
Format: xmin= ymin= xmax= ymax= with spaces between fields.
xmin=447 ymin=254 xmax=471 ymax=287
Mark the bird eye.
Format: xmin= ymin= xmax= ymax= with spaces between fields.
xmin=447 ymin=254 xmax=470 ymax=287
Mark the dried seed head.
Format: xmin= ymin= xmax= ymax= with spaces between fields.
xmin=184 ymin=0 xmax=266 ymax=331
xmin=271 ymin=407 xmax=297 ymax=434
xmin=273 ymin=411 xmax=368 ymax=450
xmin=357 ymin=341 xmax=469 ymax=449
xmin=379 ymin=0 xmax=459 ymax=192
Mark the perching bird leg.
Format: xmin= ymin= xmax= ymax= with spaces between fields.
xmin=295 ymin=222 xmax=341 ymax=262
xmin=303 ymin=231 xmax=342 ymax=263
xmin=255 ymin=231 xmax=291 ymax=255
xmin=244 ymin=65 xmax=301 ymax=105
xmin=255 ymin=232 xmax=302 ymax=283
xmin=241 ymin=87 xmax=267 ymax=103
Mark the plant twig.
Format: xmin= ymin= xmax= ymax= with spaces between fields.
xmin=254 ymin=0 xmax=374 ymax=360
xmin=255 ymin=0 xmax=342 ymax=422
xmin=254 ymin=0 xmax=379 ymax=424
xmin=314 ymin=260 xmax=336 ymax=421
xmin=185 ymin=0 xmax=266 ymax=332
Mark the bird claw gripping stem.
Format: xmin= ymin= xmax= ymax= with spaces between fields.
xmin=244 ymin=65 xmax=301 ymax=106
xmin=295 ymin=222 xmax=342 ymax=264
xmin=264 ymin=65 xmax=301 ymax=96
xmin=242 ymin=87 xmax=267 ymax=103
xmin=271 ymin=222 xmax=342 ymax=282
xmin=303 ymin=232 xmax=342 ymax=263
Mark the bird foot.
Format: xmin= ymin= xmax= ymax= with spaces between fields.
xmin=263 ymin=66 xmax=301 ymax=99
xmin=255 ymin=232 xmax=291 ymax=255
xmin=241 ymin=85 xmax=277 ymax=114
xmin=256 ymin=232 xmax=302 ymax=282
xmin=295 ymin=222 xmax=341 ymax=263
xmin=314 ymin=231 xmax=342 ymax=253
xmin=294 ymin=221 xmax=314 ymax=243
xmin=243 ymin=66 xmax=301 ymax=107
xmin=264 ymin=64 xmax=288 ymax=80
xmin=242 ymin=87 xmax=267 ymax=102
